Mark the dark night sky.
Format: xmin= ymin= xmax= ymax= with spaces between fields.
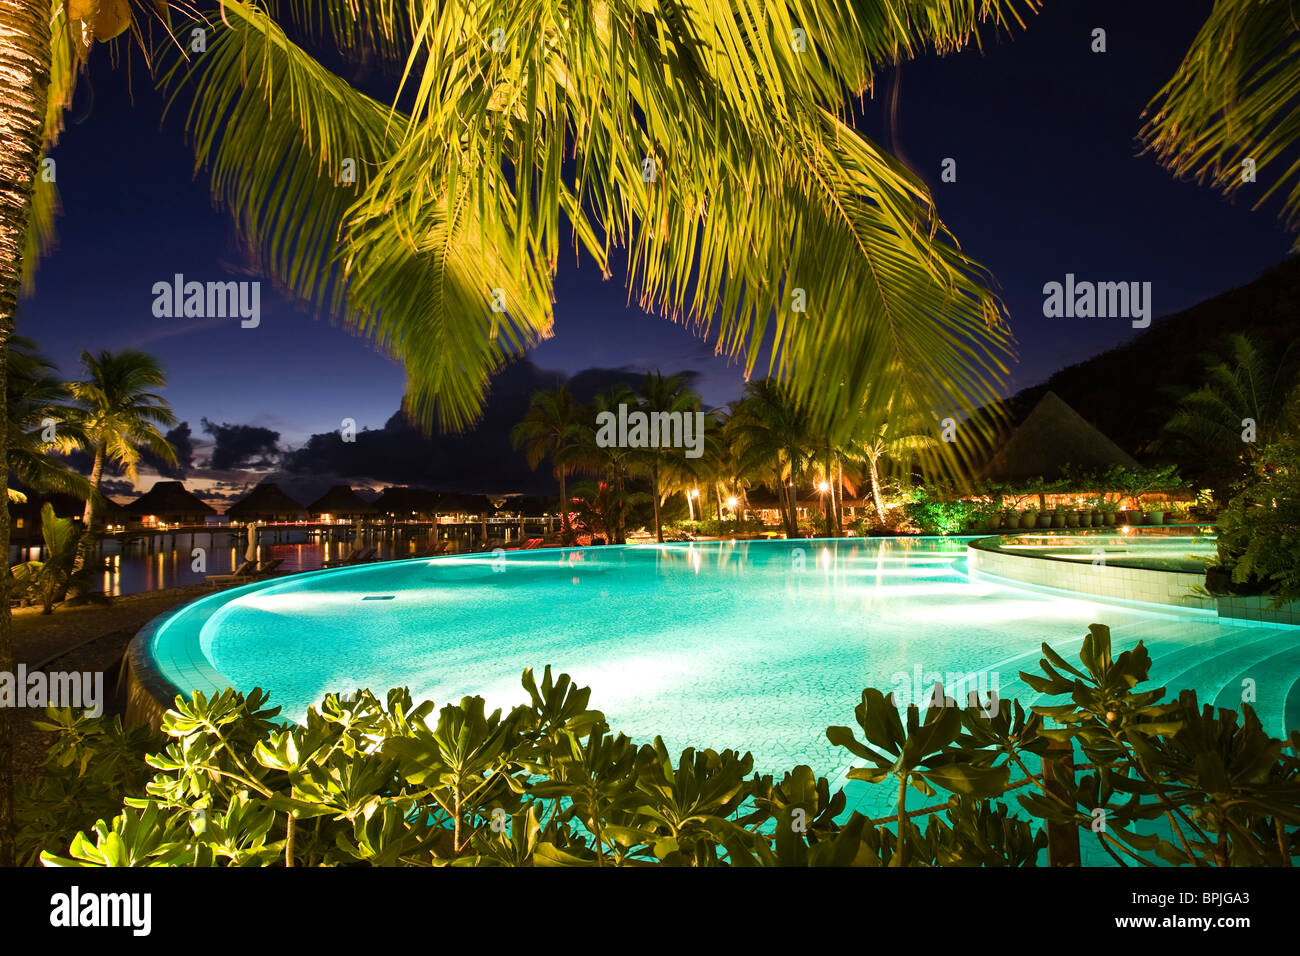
xmin=15 ymin=0 xmax=1295 ymax=486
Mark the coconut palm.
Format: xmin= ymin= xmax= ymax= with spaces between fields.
xmin=559 ymin=385 xmax=642 ymax=544
xmin=727 ymin=380 xmax=814 ymax=538
xmin=1141 ymin=0 xmax=1300 ymax=251
xmin=511 ymin=385 xmax=583 ymax=544
xmin=69 ymin=350 xmax=177 ymax=540
xmin=631 ymin=372 xmax=703 ymax=543
xmin=6 ymin=336 xmax=92 ymax=503
xmin=0 ymin=2 xmax=1031 ymax=862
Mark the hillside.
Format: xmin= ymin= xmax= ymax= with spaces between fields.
xmin=1003 ymin=257 xmax=1300 ymax=457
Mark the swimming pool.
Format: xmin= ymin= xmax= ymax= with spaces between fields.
xmin=989 ymin=531 xmax=1218 ymax=572
xmin=135 ymin=536 xmax=1300 ymax=799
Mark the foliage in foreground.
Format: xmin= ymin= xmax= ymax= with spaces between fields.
xmin=17 ymin=626 xmax=1300 ymax=867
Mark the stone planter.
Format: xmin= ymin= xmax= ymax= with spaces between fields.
xmin=1002 ymin=511 xmax=1021 ymax=529
xmin=1144 ymin=510 xmax=1165 ymax=526
xmin=1091 ymin=510 xmax=1102 ymax=526
xmin=1064 ymin=510 xmax=1079 ymax=528
xmin=1022 ymin=512 xmax=1039 ymax=529
xmin=1037 ymin=513 xmax=1053 ymax=529
xmin=1102 ymin=510 xmax=1118 ymax=526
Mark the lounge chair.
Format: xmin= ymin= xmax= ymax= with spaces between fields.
xmin=254 ymin=558 xmax=285 ymax=577
xmin=324 ymin=545 xmax=378 ymax=568
xmin=322 ymin=546 xmax=363 ymax=568
xmin=206 ymin=560 xmax=257 ymax=585
xmin=521 ymin=538 xmax=544 ymax=549
xmin=412 ymin=540 xmax=453 ymax=558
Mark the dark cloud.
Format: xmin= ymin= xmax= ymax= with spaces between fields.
xmin=140 ymin=422 xmax=195 ymax=478
xmin=282 ymin=359 xmax=647 ymax=494
xmin=201 ymin=418 xmax=282 ymax=471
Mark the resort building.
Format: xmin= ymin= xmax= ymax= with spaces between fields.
xmin=125 ymin=481 xmax=218 ymax=528
xmin=306 ymin=485 xmax=379 ymax=522
xmin=224 ymin=483 xmax=308 ymax=523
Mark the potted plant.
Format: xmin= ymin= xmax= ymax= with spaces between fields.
xmin=1022 ymin=506 xmax=1039 ymax=529
xmin=1061 ymin=504 xmax=1077 ymax=528
xmin=1002 ymin=508 xmax=1020 ymax=529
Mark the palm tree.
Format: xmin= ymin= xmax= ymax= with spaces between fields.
xmin=1141 ymin=0 xmax=1300 ymax=252
xmin=727 ymin=381 xmax=813 ymax=538
xmin=6 ymin=336 xmax=92 ymax=503
xmin=560 ymin=385 xmax=641 ymax=545
xmin=633 ymin=372 xmax=702 ymax=543
xmin=511 ymin=385 xmax=583 ymax=544
xmin=0 ymin=2 xmax=1031 ymax=862
xmin=69 ymin=350 xmax=177 ymax=547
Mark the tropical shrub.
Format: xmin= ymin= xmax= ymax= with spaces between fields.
xmin=901 ymin=487 xmax=975 ymax=535
xmin=20 ymin=626 xmax=1300 ymax=867
xmin=674 ymin=518 xmax=768 ymax=538
xmin=1211 ymin=437 xmax=1300 ymax=605
xmin=9 ymin=503 xmax=108 ymax=613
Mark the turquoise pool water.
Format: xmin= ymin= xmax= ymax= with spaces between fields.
xmin=145 ymin=537 xmax=1300 ymax=793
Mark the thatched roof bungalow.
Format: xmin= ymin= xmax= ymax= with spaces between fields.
xmin=306 ymin=485 xmax=378 ymax=520
xmin=126 ymin=481 xmax=217 ymax=526
xmin=225 ymin=483 xmax=306 ymax=522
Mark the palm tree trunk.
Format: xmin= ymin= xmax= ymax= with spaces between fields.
xmin=651 ymin=462 xmax=663 ymax=543
xmin=71 ymin=444 xmax=104 ymax=573
xmin=785 ymin=446 xmax=802 ymax=537
xmin=81 ymin=446 xmax=104 ymax=527
xmin=823 ymin=444 xmax=838 ymax=537
xmin=557 ymin=467 xmax=574 ymax=544
xmin=869 ymin=455 xmax=886 ymax=525
xmin=0 ymin=0 xmax=53 ymax=868
xmin=835 ymin=458 xmax=845 ymax=533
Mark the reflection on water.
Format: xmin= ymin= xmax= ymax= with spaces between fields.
xmin=34 ymin=526 xmax=532 ymax=597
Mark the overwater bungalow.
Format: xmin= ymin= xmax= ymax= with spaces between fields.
xmin=126 ymin=481 xmax=218 ymax=527
xmin=306 ymin=485 xmax=379 ymax=522
xmin=224 ymin=483 xmax=307 ymax=523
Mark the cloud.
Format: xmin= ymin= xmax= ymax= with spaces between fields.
xmin=139 ymin=422 xmax=195 ymax=478
xmin=200 ymin=418 xmax=282 ymax=471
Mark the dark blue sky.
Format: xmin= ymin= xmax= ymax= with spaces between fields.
xmin=16 ymin=0 xmax=1294 ymax=459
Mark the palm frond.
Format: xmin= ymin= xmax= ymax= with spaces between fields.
xmin=1140 ymin=0 xmax=1300 ymax=249
xmin=362 ymin=0 xmax=1017 ymax=463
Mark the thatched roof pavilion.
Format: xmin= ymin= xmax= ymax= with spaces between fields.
xmin=984 ymin=391 xmax=1139 ymax=482
xmin=306 ymin=484 xmax=378 ymax=518
xmin=126 ymin=481 xmax=217 ymax=525
xmin=225 ymin=483 xmax=305 ymax=521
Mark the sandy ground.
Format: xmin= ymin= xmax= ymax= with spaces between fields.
xmin=10 ymin=584 xmax=212 ymax=778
